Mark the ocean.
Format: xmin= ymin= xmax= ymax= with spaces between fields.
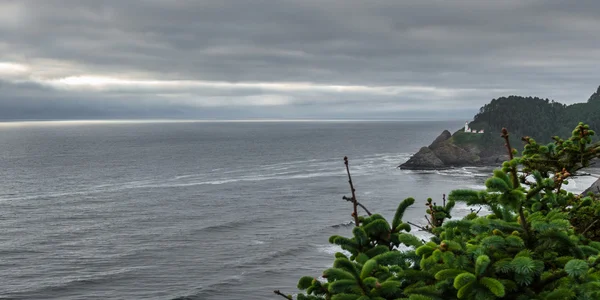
xmin=0 ymin=120 xmax=597 ymax=300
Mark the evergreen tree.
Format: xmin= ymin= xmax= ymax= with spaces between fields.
xmin=466 ymin=85 xmax=600 ymax=153
xmin=276 ymin=123 xmax=600 ymax=300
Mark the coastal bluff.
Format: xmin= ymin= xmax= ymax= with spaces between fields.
xmin=399 ymin=129 xmax=508 ymax=170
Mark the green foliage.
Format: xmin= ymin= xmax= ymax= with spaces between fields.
xmin=393 ymin=198 xmax=415 ymax=230
xmin=564 ymin=259 xmax=588 ymax=278
xmin=289 ymin=123 xmax=600 ymax=300
xmin=468 ymin=87 xmax=600 ymax=154
xmin=452 ymin=130 xmax=484 ymax=147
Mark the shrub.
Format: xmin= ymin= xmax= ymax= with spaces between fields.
xmin=276 ymin=123 xmax=600 ymax=300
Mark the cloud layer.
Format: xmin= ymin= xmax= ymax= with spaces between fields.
xmin=1 ymin=0 xmax=599 ymax=120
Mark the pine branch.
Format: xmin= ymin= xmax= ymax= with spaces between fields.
xmin=582 ymin=219 xmax=600 ymax=236
xmin=426 ymin=200 xmax=437 ymax=227
xmin=535 ymin=270 xmax=567 ymax=291
xmin=502 ymin=128 xmax=531 ymax=243
xmin=526 ymin=185 xmax=545 ymax=200
xmin=344 ymin=156 xmax=361 ymax=226
xmin=273 ymin=290 xmax=293 ymax=300
xmin=518 ymin=207 xmax=532 ymax=246
xmin=501 ymin=128 xmax=519 ymax=187
xmin=342 ymin=196 xmax=372 ymax=216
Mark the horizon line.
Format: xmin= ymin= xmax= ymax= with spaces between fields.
xmin=0 ymin=118 xmax=468 ymax=126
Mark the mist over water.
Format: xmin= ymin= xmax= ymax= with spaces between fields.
xmin=0 ymin=121 xmax=597 ymax=299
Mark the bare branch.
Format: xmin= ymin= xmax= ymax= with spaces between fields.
xmin=582 ymin=219 xmax=600 ymax=236
xmin=342 ymin=196 xmax=372 ymax=216
xmin=273 ymin=290 xmax=293 ymax=300
xmin=344 ymin=156 xmax=360 ymax=226
xmin=407 ymin=221 xmax=429 ymax=232
xmin=424 ymin=215 xmax=434 ymax=228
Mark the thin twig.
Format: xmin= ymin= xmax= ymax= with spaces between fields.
xmin=273 ymin=290 xmax=293 ymax=300
xmin=424 ymin=215 xmax=434 ymax=228
xmin=442 ymin=194 xmax=446 ymax=207
xmin=501 ymin=128 xmax=518 ymax=188
xmin=502 ymin=128 xmax=514 ymax=160
xmin=582 ymin=219 xmax=600 ymax=236
xmin=470 ymin=207 xmax=483 ymax=215
xmin=344 ymin=156 xmax=360 ymax=226
xmin=572 ymin=172 xmax=593 ymax=177
xmin=342 ymin=196 xmax=372 ymax=215
xmin=407 ymin=221 xmax=429 ymax=231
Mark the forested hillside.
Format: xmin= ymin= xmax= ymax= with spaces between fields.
xmin=467 ymin=85 xmax=600 ymax=151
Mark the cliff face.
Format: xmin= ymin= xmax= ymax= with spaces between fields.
xmin=399 ymin=130 xmax=508 ymax=170
xmin=399 ymin=146 xmax=447 ymax=170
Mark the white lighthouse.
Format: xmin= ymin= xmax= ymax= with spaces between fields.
xmin=465 ymin=121 xmax=484 ymax=134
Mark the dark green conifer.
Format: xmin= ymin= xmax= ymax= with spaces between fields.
xmin=276 ymin=123 xmax=600 ymax=300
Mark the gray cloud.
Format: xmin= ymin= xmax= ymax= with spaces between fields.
xmin=1 ymin=0 xmax=599 ymax=120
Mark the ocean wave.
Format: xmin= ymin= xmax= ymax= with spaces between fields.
xmin=465 ymin=184 xmax=487 ymax=190
xmin=0 ymin=190 xmax=99 ymax=203
xmin=0 ymin=248 xmax=43 ymax=256
xmin=230 ymin=244 xmax=314 ymax=270
xmin=331 ymin=220 xmax=354 ymax=228
xmin=401 ymin=167 xmax=489 ymax=179
xmin=11 ymin=267 xmax=147 ymax=297
xmin=196 ymin=217 xmax=259 ymax=233
xmin=149 ymin=171 xmax=347 ymax=188
xmin=268 ymin=246 xmax=312 ymax=261
xmin=316 ymin=245 xmax=351 ymax=256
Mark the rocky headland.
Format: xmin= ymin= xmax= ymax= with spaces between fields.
xmin=399 ymin=129 xmax=508 ymax=170
xmin=400 ymin=128 xmax=600 ymax=196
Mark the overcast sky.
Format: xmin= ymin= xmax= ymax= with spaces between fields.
xmin=1 ymin=0 xmax=599 ymax=120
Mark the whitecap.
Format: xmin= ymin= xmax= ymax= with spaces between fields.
xmin=465 ymin=185 xmax=486 ymax=190
xmin=316 ymin=245 xmax=351 ymax=257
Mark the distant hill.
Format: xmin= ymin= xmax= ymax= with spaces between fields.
xmin=400 ymin=85 xmax=600 ymax=170
xmin=467 ymin=85 xmax=600 ymax=153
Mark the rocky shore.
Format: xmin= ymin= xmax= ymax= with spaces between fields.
xmin=399 ymin=129 xmax=600 ymax=196
xmin=399 ymin=130 xmax=508 ymax=170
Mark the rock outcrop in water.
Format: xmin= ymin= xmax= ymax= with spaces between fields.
xmin=400 ymin=130 xmax=600 ymax=197
xmin=399 ymin=130 xmax=508 ymax=170
xmin=399 ymin=146 xmax=446 ymax=170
